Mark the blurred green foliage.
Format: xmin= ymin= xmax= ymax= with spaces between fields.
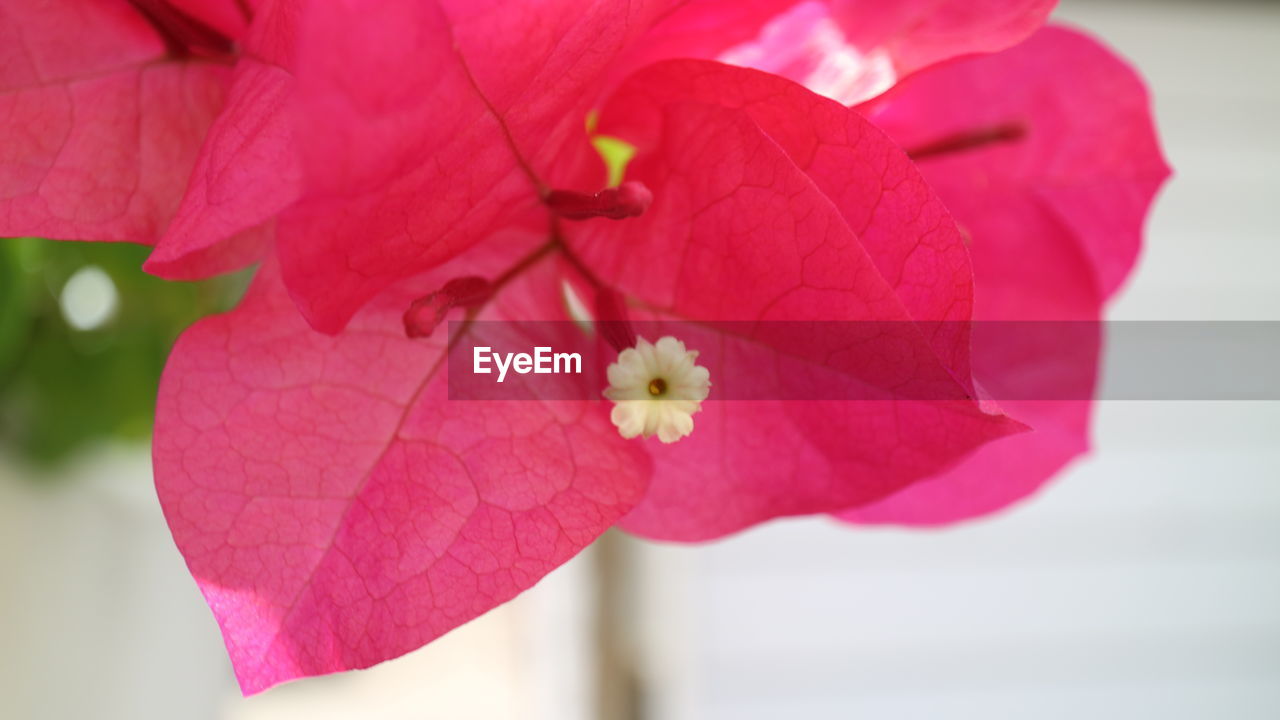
xmin=0 ymin=238 xmax=249 ymax=470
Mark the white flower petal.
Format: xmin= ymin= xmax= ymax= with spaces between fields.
xmin=603 ymin=335 xmax=711 ymax=443
xmin=609 ymin=402 xmax=646 ymax=439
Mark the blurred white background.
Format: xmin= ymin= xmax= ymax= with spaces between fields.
xmin=3 ymin=1 xmax=1278 ymax=718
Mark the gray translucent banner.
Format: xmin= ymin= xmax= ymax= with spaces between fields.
xmin=442 ymin=321 xmax=1280 ymax=401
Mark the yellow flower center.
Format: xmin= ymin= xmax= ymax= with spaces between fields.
xmin=648 ymin=377 xmax=667 ymax=397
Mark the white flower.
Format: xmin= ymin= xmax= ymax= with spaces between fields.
xmin=604 ymin=336 xmax=711 ymax=443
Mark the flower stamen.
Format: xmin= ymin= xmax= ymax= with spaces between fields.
xmin=546 ymin=181 xmax=653 ymax=221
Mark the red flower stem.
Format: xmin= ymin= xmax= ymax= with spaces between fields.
xmin=490 ymin=237 xmax=559 ymax=291
xmin=545 ymin=182 xmax=653 ymax=221
xmin=905 ymin=122 xmax=1027 ymax=161
xmin=452 ymin=49 xmax=547 ymax=196
xmin=431 ymin=218 xmax=620 ymax=349
xmin=551 ymin=221 xmax=609 ymax=291
xmin=436 ymin=224 xmax=619 ymax=351
xmin=440 ymin=234 xmax=562 ymax=348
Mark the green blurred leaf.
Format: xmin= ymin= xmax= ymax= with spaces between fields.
xmin=0 ymin=238 xmax=250 ymax=471
xmin=0 ymin=241 xmax=34 ymax=377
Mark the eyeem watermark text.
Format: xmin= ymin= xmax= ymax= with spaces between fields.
xmin=473 ymin=346 xmax=583 ymax=383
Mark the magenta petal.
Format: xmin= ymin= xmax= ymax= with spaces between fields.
xmin=145 ymin=0 xmax=304 ymax=274
xmin=274 ymin=0 xmax=692 ymax=333
xmin=0 ymin=0 xmax=229 ymax=244
xmin=721 ymin=0 xmax=1055 ymax=105
xmin=843 ymin=28 xmax=1169 ymax=525
xmin=830 ymin=0 xmax=1056 ymax=78
xmin=145 ymin=0 xmax=304 ymax=277
xmin=601 ymin=0 xmax=802 ymax=94
xmin=575 ymin=61 xmax=1021 ymax=540
xmin=592 ymin=60 xmax=978 ymax=385
xmin=154 ymin=250 xmax=648 ymax=693
xmin=847 ymin=400 xmax=1092 ymax=525
xmin=717 ymin=1 xmax=899 ymax=105
xmin=858 ymin=26 xmax=1170 ymax=298
xmin=846 ymin=199 xmax=1102 ymax=525
xmin=144 ymin=59 xmax=296 ymax=278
